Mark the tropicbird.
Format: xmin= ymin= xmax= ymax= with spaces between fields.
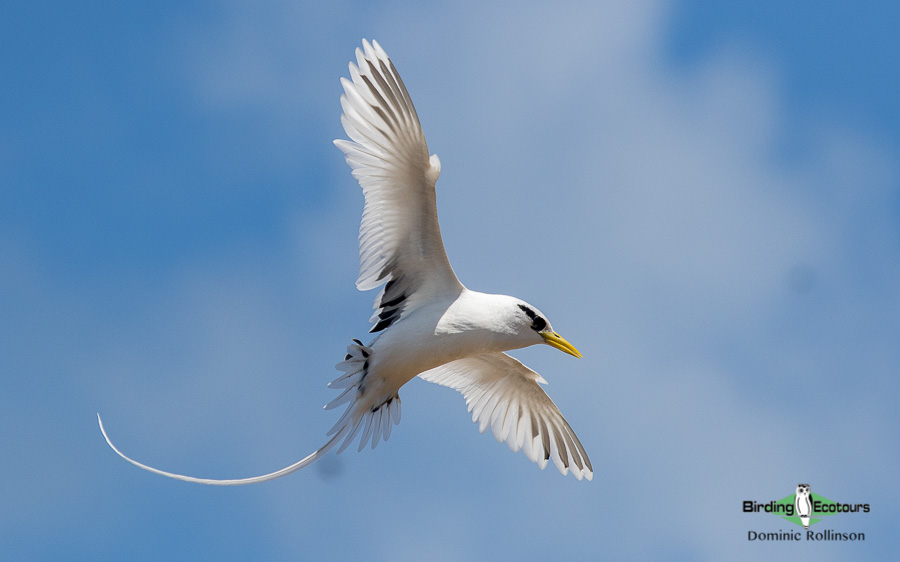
xmin=98 ymin=39 xmax=592 ymax=483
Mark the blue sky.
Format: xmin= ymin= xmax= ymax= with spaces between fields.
xmin=2 ymin=0 xmax=898 ymax=560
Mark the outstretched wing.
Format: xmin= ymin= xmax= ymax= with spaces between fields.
xmin=335 ymin=40 xmax=463 ymax=333
xmin=419 ymin=352 xmax=593 ymax=480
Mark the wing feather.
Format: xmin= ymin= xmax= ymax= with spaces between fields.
xmin=335 ymin=40 xmax=462 ymax=332
xmin=419 ymin=352 xmax=593 ymax=480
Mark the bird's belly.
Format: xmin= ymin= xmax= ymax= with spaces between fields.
xmin=370 ymin=335 xmax=455 ymax=388
xmin=367 ymin=326 xmax=494 ymax=396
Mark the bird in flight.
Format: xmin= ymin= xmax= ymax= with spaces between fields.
xmin=99 ymin=39 xmax=592 ymax=483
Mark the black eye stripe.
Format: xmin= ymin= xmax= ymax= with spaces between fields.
xmin=518 ymin=304 xmax=546 ymax=332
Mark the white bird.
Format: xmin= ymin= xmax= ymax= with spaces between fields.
xmin=98 ymin=39 xmax=592 ymax=483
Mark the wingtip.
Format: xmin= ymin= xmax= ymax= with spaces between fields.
xmin=371 ymin=40 xmax=390 ymax=62
xmin=361 ymin=39 xmax=376 ymax=60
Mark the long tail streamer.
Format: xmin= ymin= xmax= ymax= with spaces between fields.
xmin=97 ymin=414 xmax=343 ymax=486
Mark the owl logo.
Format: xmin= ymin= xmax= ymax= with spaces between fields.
xmin=795 ymin=484 xmax=812 ymax=529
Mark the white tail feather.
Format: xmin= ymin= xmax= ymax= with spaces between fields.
xmin=97 ymin=413 xmax=344 ymax=486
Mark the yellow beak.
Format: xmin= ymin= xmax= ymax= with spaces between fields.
xmin=541 ymin=331 xmax=582 ymax=358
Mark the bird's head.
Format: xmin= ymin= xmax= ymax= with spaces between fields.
xmin=515 ymin=303 xmax=582 ymax=358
